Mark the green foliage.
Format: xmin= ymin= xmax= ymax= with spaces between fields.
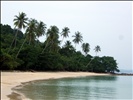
xmin=87 ymin=56 xmax=119 ymax=73
xmin=36 ymin=52 xmax=63 ymax=71
xmin=16 ymin=45 xmax=41 ymax=70
xmin=72 ymin=31 xmax=83 ymax=48
xmin=0 ymin=50 xmax=19 ymax=70
xmin=0 ymin=12 xmax=120 ymax=73
xmin=82 ymin=43 xmax=90 ymax=55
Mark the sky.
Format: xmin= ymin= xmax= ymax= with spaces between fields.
xmin=1 ymin=1 xmax=132 ymax=71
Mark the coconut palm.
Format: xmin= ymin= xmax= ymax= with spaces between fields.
xmin=82 ymin=43 xmax=90 ymax=56
xmin=72 ymin=31 xmax=83 ymax=49
xmin=13 ymin=12 xmax=28 ymax=30
xmin=15 ymin=20 xmax=46 ymax=58
xmin=94 ymin=45 xmax=101 ymax=56
xmin=64 ymin=41 xmax=71 ymax=48
xmin=26 ymin=19 xmax=38 ymax=45
xmin=61 ymin=27 xmax=70 ymax=44
xmin=36 ymin=21 xmax=46 ymax=38
xmin=8 ymin=12 xmax=28 ymax=53
xmin=41 ymin=25 xmax=60 ymax=53
xmin=15 ymin=19 xmax=37 ymax=58
xmin=48 ymin=26 xmax=60 ymax=53
xmin=86 ymin=45 xmax=101 ymax=69
xmin=35 ymin=21 xmax=46 ymax=47
xmin=64 ymin=40 xmax=74 ymax=50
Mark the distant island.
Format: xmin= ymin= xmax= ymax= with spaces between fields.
xmin=1 ymin=12 xmax=119 ymax=73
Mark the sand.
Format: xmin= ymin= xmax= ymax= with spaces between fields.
xmin=1 ymin=71 xmax=109 ymax=100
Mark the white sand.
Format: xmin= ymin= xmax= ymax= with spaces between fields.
xmin=1 ymin=72 xmax=109 ymax=100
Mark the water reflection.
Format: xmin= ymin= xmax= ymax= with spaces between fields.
xmin=15 ymin=76 xmax=132 ymax=100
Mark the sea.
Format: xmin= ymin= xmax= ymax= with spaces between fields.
xmin=14 ymin=75 xmax=133 ymax=100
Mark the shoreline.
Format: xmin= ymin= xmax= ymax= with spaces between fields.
xmin=1 ymin=71 xmax=132 ymax=100
xmin=1 ymin=71 xmax=110 ymax=100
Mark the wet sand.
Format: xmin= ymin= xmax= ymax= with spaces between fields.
xmin=1 ymin=72 xmax=109 ymax=100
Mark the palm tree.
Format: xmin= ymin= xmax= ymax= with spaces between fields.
xmin=86 ymin=45 xmax=101 ymax=69
xmin=36 ymin=21 xmax=46 ymax=38
xmin=64 ymin=41 xmax=71 ymax=48
xmin=15 ymin=19 xmax=37 ymax=59
xmin=72 ymin=31 xmax=83 ymax=49
xmin=82 ymin=43 xmax=90 ymax=56
xmin=94 ymin=45 xmax=101 ymax=56
xmin=26 ymin=19 xmax=38 ymax=45
xmin=8 ymin=12 xmax=28 ymax=53
xmin=35 ymin=21 xmax=46 ymax=47
xmin=61 ymin=27 xmax=70 ymax=44
xmin=64 ymin=41 xmax=74 ymax=50
xmin=15 ymin=20 xmax=46 ymax=58
xmin=15 ymin=34 xmax=27 ymax=59
xmin=41 ymin=26 xmax=60 ymax=53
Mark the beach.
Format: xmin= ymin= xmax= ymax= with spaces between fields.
xmin=1 ymin=71 xmax=109 ymax=100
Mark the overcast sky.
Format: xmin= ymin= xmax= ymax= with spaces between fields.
xmin=1 ymin=1 xmax=132 ymax=71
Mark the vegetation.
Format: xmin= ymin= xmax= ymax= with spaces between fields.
xmin=0 ymin=12 xmax=120 ymax=73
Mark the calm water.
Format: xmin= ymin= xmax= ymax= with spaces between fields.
xmin=15 ymin=76 xmax=133 ymax=100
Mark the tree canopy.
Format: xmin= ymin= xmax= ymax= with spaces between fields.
xmin=0 ymin=12 xmax=120 ymax=73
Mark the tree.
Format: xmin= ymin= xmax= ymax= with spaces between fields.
xmin=101 ymin=56 xmax=119 ymax=73
xmin=82 ymin=43 xmax=90 ymax=56
xmin=0 ymin=50 xmax=19 ymax=70
xmin=94 ymin=45 xmax=101 ymax=56
xmin=36 ymin=21 xmax=46 ymax=39
xmin=61 ymin=27 xmax=70 ymax=44
xmin=64 ymin=41 xmax=71 ymax=48
xmin=1 ymin=13 xmax=120 ymax=72
xmin=25 ymin=19 xmax=38 ymax=45
xmin=72 ymin=31 xmax=83 ymax=49
xmin=15 ymin=20 xmax=46 ymax=58
xmin=8 ymin=12 xmax=28 ymax=52
xmin=16 ymin=45 xmax=41 ymax=70
xmin=59 ymin=41 xmax=75 ymax=57
xmin=64 ymin=41 xmax=74 ymax=50
xmin=85 ymin=45 xmax=101 ymax=70
xmin=42 ymin=26 xmax=60 ymax=53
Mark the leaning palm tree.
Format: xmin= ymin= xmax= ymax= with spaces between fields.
xmin=64 ymin=40 xmax=75 ymax=50
xmin=15 ymin=33 xmax=27 ymax=59
xmin=15 ymin=19 xmax=37 ymax=58
xmin=86 ymin=45 xmax=101 ymax=69
xmin=16 ymin=20 xmax=46 ymax=58
xmin=41 ymin=25 xmax=59 ymax=53
xmin=8 ymin=12 xmax=28 ymax=53
xmin=61 ymin=27 xmax=70 ymax=44
xmin=36 ymin=21 xmax=46 ymax=38
xmin=47 ymin=26 xmax=60 ymax=53
xmin=35 ymin=21 xmax=46 ymax=46
xmin=82 ymin=43 xmax=90 ymax=56
xmin=94 ymin=45 xmax=101 ymax=56
xmin=64 ymin=41 xmax=71 ymax=48
xmin=26 ymin=19 xmax=38 ymax=45
xmin=72 ymin=31 xmax=83 ymax=49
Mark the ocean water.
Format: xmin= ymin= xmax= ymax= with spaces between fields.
xmin=119 ymin=69 xmax=133 ymax=74
xmin=15 ymin=76 xmax=133 ymax=100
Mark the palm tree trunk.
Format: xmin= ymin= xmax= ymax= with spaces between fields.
xmin=85 ymin=58 xmax=94 ymax=67
xmin=7 ymin=36 xmax=16 ymax=53
xmin=7 ymin=28 xmax=18 ymax=53
xmin=57 ymin=37 xmax=64 ymax=53
xmin=14 ymin=29 xmax=19 ymax=48
xmin=15 ymin=38 xmax=27 ymax=59
xmin=41 ymin=40 xmax=49 ymax=54
xmin=75 ymin=44 xmax=76 ymax=50
xmin=29 ymin=36 xmax=31 ymax=45
xmin=61 ymin=37 xmax=64 ymax=45
xmin=96 ymin=52 xmax=97 ymax=56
